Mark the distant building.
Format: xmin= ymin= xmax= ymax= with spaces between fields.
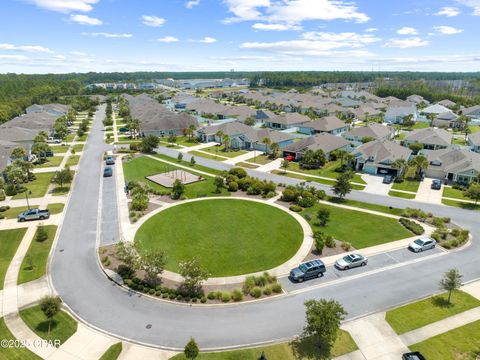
xmin=298 ymin=116 xmax=348 ymax=136
xmin=282 ymin=133 xmax=351 ymax=161
xmin=343 ymin=123 xmax=395 ymax=143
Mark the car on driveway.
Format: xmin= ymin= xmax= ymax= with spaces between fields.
xmin=17 ymin=208 xmax=50 ymax=222
xmin=383 ymin=175 xmax=394 ymax=184
xmin=335 ymin=253 xmax=368 ymax=270
xmin=402 ymin=352 xmax=426 ymax=360
xmin=105 ymin=156 xmax=115 ymax=165
xmin=103 ymin=166 xmax=113 ymax=177
xmin=409 ymin=237 xmax=436 ymax=252
xmin=289 ymin=259 xmax=326 ymax=282
xmin=431 ymin=179 xmax=442 ymax=190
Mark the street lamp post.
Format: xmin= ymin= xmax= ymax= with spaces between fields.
xmin=25 ymin=190 xmax=32 ymax=210
xmin=254 ymin=141 xmax=258 ymax=163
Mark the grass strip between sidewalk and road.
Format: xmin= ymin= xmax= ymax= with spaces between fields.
xmin=0 ymin=228 xmax=27 ymax=290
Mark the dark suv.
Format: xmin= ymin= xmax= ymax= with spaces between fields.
xmin=431 ymin=179 xmax=442 ymax=190
xmin=402 ymin=352 xmax=426 ymax=360
xmin=289 ymin=260 xmax=326 ymax=282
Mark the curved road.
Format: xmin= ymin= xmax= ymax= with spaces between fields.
xmin=50 ymin=106 xmax=480 ymax=350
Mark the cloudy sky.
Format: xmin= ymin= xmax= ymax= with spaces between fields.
xmin=0 ymin=0 xmax=479 ymax=73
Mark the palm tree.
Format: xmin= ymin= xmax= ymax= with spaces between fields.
xmin=269 ymin=142 xmax=280 ymax=159
xmin=392 ymin=158 xmax=407 ymax=181
xmin=409 ymin=155 xmax=429 ymax=180
xmin=215 ymin=130 xmax=224 ymax=145
xmin=222 ymin=134 xmax=230 ymax=151
xmin=186 ymin=124 xmax=196 ymax=141
xmin=262 ymin=137 xmax=271 ymax=155
xmin=333 ymin=149 xmax=348 ymax=167
xmin=427 ymin=113 xmax=436 ymax=127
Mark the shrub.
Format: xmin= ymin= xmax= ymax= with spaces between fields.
xmin=297 ymin=196 xmax=316 ymax=208
xmin=242 ymin=276 xmax=256 ymax=294
xmin=149 ymin=289 xmax=155 ymax=295
xmin=263 ymin=286 xmax=272 ymax=296
xmin=229 ymin=168 xmax=247 ymax=179
xmin=162 ymin=293 xmax=169 ymax=299
xmin=232 ymin=289 xmax=243 ymax=302
xmin=247 ymin=181 xmax=264 ymax=195
xmin=207 ymin=292 xmax=216 ymax=300
xmin=169 ymin=293 xmax=176 ymax=299
xmin=221 ymin=292 xmax=231 ymax=303
xmin=200 ymin=297 xmax=207 ymax=303
xmin=289 ymin=205 xmax=303 ymax=212
xmin=399 ymin=218 xmax=425 ymax=235
xmin=341 ymin=242 xmax=352 ymax=251
xmin=254 ymin=275 xmax=267 ymax=287
xmin=4 ymin=184 xmax=18 ymax=196
xmin=250 ymin=287 xmax=262 ymax=298
xmin=281 ymin=189 xmax=297 ymax=202
xmin=176 ymin=295 xmax=183 ymax=301
xmin=131 ymin=192 xmax=149 ymax=212
xmin=116 ymin=265 xmax=135 ymax=279
xmin=0 ymin=190 xmax=5 ymax=201
xmin=401 ymin=208 xmax=427 ymax=221
xmin=155 ymin=291 xmax=161 ymax=296
xmin=228 ymin=181 xmax=239 ymax=192
xmin=325 ymin=235 xmax=336 ymax=248
xmin=315 ymin=238 xmax=325 ymax=254
xmin=271 ymin=283 xmax=282 ymax=294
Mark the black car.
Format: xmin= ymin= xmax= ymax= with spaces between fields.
xmin=383 ymin=175 xmax=394 ymax=184
xmin=431 ymin=179 xmax=442 ymax=190
xmin=402 ymin=352 xmax=426 ymax=360
xmin=289 ymin=260 xmax=326 ymax=282
xmin=103 ymin=166 xmax=113 ymax=177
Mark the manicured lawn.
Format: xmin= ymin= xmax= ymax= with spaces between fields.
xmin=168 ymin=136 xmax=201 ymax=147
xmin=158 ymin=141 xmax=182 ymax=149
xmin=391 ymin=179 xmax=420 ymax=193
xmin=411 ymin=122 xmax=430 ymax=130
xmin=386 ymin=291 xmax=480 ymax=334
xmin=236 ymin=161 xmax=260 ymax=169
xmin=76 ymin=134 xmax=88 ymax=142
xmin=201 ymin=145 xmax=248 ymax=158
xmin=123 ymin=156 xmax=229 ymax=199
xmin=18 ymin=225 xmax=58 ymax=285
xmin=20 ymin=305 xmax=77 ymax=345
xmin=0 ymin=203 xmax=64 ymax=219
xmin=189 ymin=150 xmax=229 ymax=160
xmin=442 ymin=199 xmax=480 ymax=210
xmin=171 ymin=330 xmax=357 ymax=359
xmin=135 ymin=199 xmax=304 ymax=277
xmin=452 ymin=137 xmax=467 ymax=145
xmin=72 ymin=144 xmax=84 ymax=152
xmin=153 ymin=154 xmax=225 ymax=176
xmin=271 ymin=170 xmax=366 ymax=191
xmin=99 ymin=343 xmax=122 ymax=360
xmin=328 ymin=197 xmax=405 ymax=216
xmin=35 ymin=156 xmax=63 ymax=168
xmin=65 ymin=155 xmax=80 ymax=167
xmin=12 ymin=173 xmax=55 ymax=199
xmin=51 ymin=145 xmax=69 ymax=154
xmin=287 ymin=161 xmax=366 ymax=184
xmin=0 ymin=317 xmax=41 ymax=359
xmin=410 ymin=319 xmax=480 ymax=359
xmin=51 ymin=184 xmax=71 ymax=196
xmin=245 ymin=154 xmax=272 ymax=165
xmin=65 ymin=134 xmax=76 ymax=142
xmin=388 ymin=190 xmax=416 ymax=199
xmin=302 ymin=204 xmax=412 ymax=249
xmin=443 ymin=186 xmax=468 ymax=200
xmin=469 ymin=125 xmax=480 ymax=133
xmin=0 ymin=228 xmax=27 ymax=290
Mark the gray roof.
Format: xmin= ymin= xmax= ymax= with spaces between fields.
xmin=0 ymin=140 xmax=30 ymax=171
xmin=437 ymin=99 xmax=456 ymax=107
xmin=422 ymin=104 xmax=452 ymax=115
xmin=26 ymin=103 xmax=70 ymax=114
xmin=302 ymin=116 xmax=346 ymax=132
xmin=198 ymin=122 xmax=293 ymax=144
xmin=283 ymin=133 xmax=350 ymax=154
xmin=426 ymin=148 xmax=480 ymax=174
xmin=3 ymin=111 xmax=58 ymax=131
xmin=354 ymin=140 xmax=412 ymax=165
xmin=267 ymin=113 xmax=310 ymax=126
xmin=404 ymin=127 xmax=453 ymax=147
xmin=468 ymin=132 xmax=480 ymax=146
xmin=0 ymin=126 xmax=39 ymax=143
xmin=435 ymin=112 xmax=458 ymax=121
xmin=463 ymin=105 xmax=480 ymax=117
xmin=344 ymin=123 xmax=394 ymax=140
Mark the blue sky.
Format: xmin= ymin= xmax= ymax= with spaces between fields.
xmin=0 ymin=0 xmax=479 ymax=73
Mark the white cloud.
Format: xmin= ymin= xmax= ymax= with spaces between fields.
xmin=81 ymin=32 xmax=132 ymax=38
xmin=365 ymin=27 xmax=378 ymax=32
xmin=455 ymin=0 xmax=480 ymax=15
xmin=397 ymin=27 xmax=418 ymax=35
xmin=186 ymin=0 xmax=200 ymax=8
xmin=157 ymin=36 xmax=179 ymax=43
xmin=384 ymin=37 xmax=429 ymax=48
xmin=252 ymin=23 xmax=301 ymax=31
xmin=141 ymin=15 xmax=166 ymax=27
xmin=433 ymin=25 xmax=464 ymax=35
xmin=69 ymin=51 xmax=87 ymax=56
xmin=0 ymin=54 xmax=30 ymax=61
xmin=70 ymin=14 xmax=102 ymax=25
xmin=198 ymin=37 xmax=217 ymax=43
xmin=0 ymin=43 xmax=54 ymax=53
xmin=223 ymin=0 xmax=369 ymax=24
xmin=435 ymin=7 xmax=461 ymax=17
xmin=23 ymin=0 xmax=99 ymax=13
xmin=301 ymin=31 xmax=380 ymax=45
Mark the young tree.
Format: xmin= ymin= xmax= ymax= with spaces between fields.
xmin=10 ymin=147 xmax=26 ymax=160
xmin=244 ymin=116 xmax=256 ymax=126
xmin=269 ymin=142 xmax=280 ymax=159
xmin=52 ymin=167 xmax=73 ymax=190
xmin=190 ymin=156 xmax=196 ymax=166
xmin=222 ymin=134 xmax=230 ymax=151
xmin=140 ymin=249 xmax=167 ymax=285
xmin=115 ymin=241 xmax=140 ymax=270
xmin=140 ymin=135 xmax=159 ymax=153
xmin=464 ymin=183 xmax=480 ymax=205
xmin=171 ymin=179 xmax=185 ymax=200
xmin=408 ymin=142 xmax=424 ymax=155
xmin=177 ymin=152 xmax=184 ymax=162
xmin=40 ymin=296 xmax=61 ymax=335
xmin=302 ymin=299 xmax=347 ymax=355
xmin=281 ymin=159 xmax=290 ymax=174
xmin=392 ymin=158 xmax=408 ymax=181
xmin=179 ymin=257 xmax=209 ymax=296
xmin=184 ymin=337 xmax=199 ymax=359
xmin=214 ymin=176 xmax=224 ymax=193
xmin=440 ymin=268 xmax=463 ymax=303
xmin=316 ymin=208 xmax=330 ymax=227
xmin=215 ymin=130 xmax=224 ymax=145
xmin=186 ymin=124 xmax=196 ymax=140
xmin=332 ymin=172 xmax=352 ymax=199
xmin=262 ymin=137 xmax=271 ymax=155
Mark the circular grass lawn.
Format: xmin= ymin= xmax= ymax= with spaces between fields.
xmin=134 ymin=199 xmax=304 ymax=277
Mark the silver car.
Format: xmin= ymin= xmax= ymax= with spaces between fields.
xmin=409 ymin=237 xmax=436 ymax=252
xmin=335 ymin=253 xmax=368 ymax=270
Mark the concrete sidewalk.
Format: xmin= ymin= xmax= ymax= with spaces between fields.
xmin=222 ymin=150 xmax=257 ymax=165
xmin=256 ymin=158 xmax=282 ymax=172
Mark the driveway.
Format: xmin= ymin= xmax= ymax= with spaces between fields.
xmin=361 ymin=174 xmax=392 ymax=196
xmin=415 ymin=178 xmax=443 ymax=204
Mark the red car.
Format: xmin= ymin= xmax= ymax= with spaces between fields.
xmin=284 ymin=154 xmax=295 ymax=161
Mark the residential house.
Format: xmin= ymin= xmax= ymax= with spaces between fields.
xmin=256 ymin=109 xmax=276 ymax=122
xmin=0 ymin=140 xmax=30 ymax=172
xmin=403 ymin=127 xmax=453 ymax=150
xmin=343 ymin=123 xmax=395 ymax=143
xmin=407 ymin=95 xmax=429 ymax=105
xmin=350 ymin=105 xmax=383 ymax=121
xmin=197 ymin=122 xmax=294 ymax=152
xmin=468 ymin=132 xmax=480 ymax=153
xmin=26 ymin=103 xmax=70 ymax=117
xmin=352 ymin=140 xmax=412 ymax=175
xmin=140 ymin=111 xmax=198 ymax=137
xmin=298 ymin=116 xmax=348 ymax=136
xmin=437 ymin=99 xmax=456 ymax=108
xmin=424 ymin=148 xmax=480 ymax=184
xmin=384 ymin=100 xmax=417 ymax=124
xmin=421 ymin=104 xmax=452 ymax=116
xmin=282 ymin=133 xmax=351 ymax=161
xmin=463 ymin=105 xmax=480 ymax=120
xmin=264 ymin=113 xmax=310 ymax=130
xmin=432 ymin=112 xmax=460 ymax=129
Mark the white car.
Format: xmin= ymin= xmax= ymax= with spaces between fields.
xmin=409 ymin=237 xmax=436 ymax=252
xmin=47 ymin=137 xmax=61 ymax=144
xmin=335 ymin=253 xmax=368 ymax=270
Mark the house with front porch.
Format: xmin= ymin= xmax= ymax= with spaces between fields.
xmin=432 ymin=112 xmax=460 ymax=129
xmin=384 ymin=100 xmax=417 ymax=124
xmin=282 ymin=133 xmax=351 ymax=161
xmin=298 ymin=116 xmax=348 ymax=136
xmin=352 ymin=140 xmax=412 ymax=176
xmin=403 ymin=128 xmax=452 ymax=150
xmin=424 ymin=148 xmax=480 ymax=184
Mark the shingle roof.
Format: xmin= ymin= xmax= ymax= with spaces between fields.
xmin=283 ymin=133 xmax=350 ymax=154
xmin=354 ymin=140 xmax=412 ymax=165
xmin=422 ymin=104 xmax=452 ymax=115
xmin=468 ymin=132 xmax=480 ymax=146
xmin=344 ymin=123 xmax=394 ymax=140
xmin=268 ymin=112 xmax=310 ymax=125
xmin=426 ymin=149 xmax=480 ymax=174
xmin=404 ymin=127 xmax=453 ymax=147
xmin=302 ymin=116 xmax=346 ymax=132
xmin=198 ymin=122 xmax=293 ymax=144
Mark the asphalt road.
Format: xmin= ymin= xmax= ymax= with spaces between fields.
xmin=50 ymin=106 xmax=480 ymax=350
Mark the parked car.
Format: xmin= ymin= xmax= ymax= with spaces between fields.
xmin=383 ymin=175 xmax=394 ymax=184
xmin=402 ymin=352 xmax=426 ymax=360
xmin=335 ymin=253 xmax=368 ymax=270
xmin=103 ymin=166 xmax=113 ymax=177
xmin=105 ymin=156 xmax=115 ymax=165
xmin=289 ymin=259 xmax=326 ymax=282
xmin=47 ymin=137 xmax=61 ymax=144
xmin=431 ymin=179 xmax=442 ymax=190
xmin=40 ymin=150 xmax=53 ymax=157
xmin=17 ymin=208 xmax=50 ymax=222
xmin=409 ymin=237 xmax=436 ymax=252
